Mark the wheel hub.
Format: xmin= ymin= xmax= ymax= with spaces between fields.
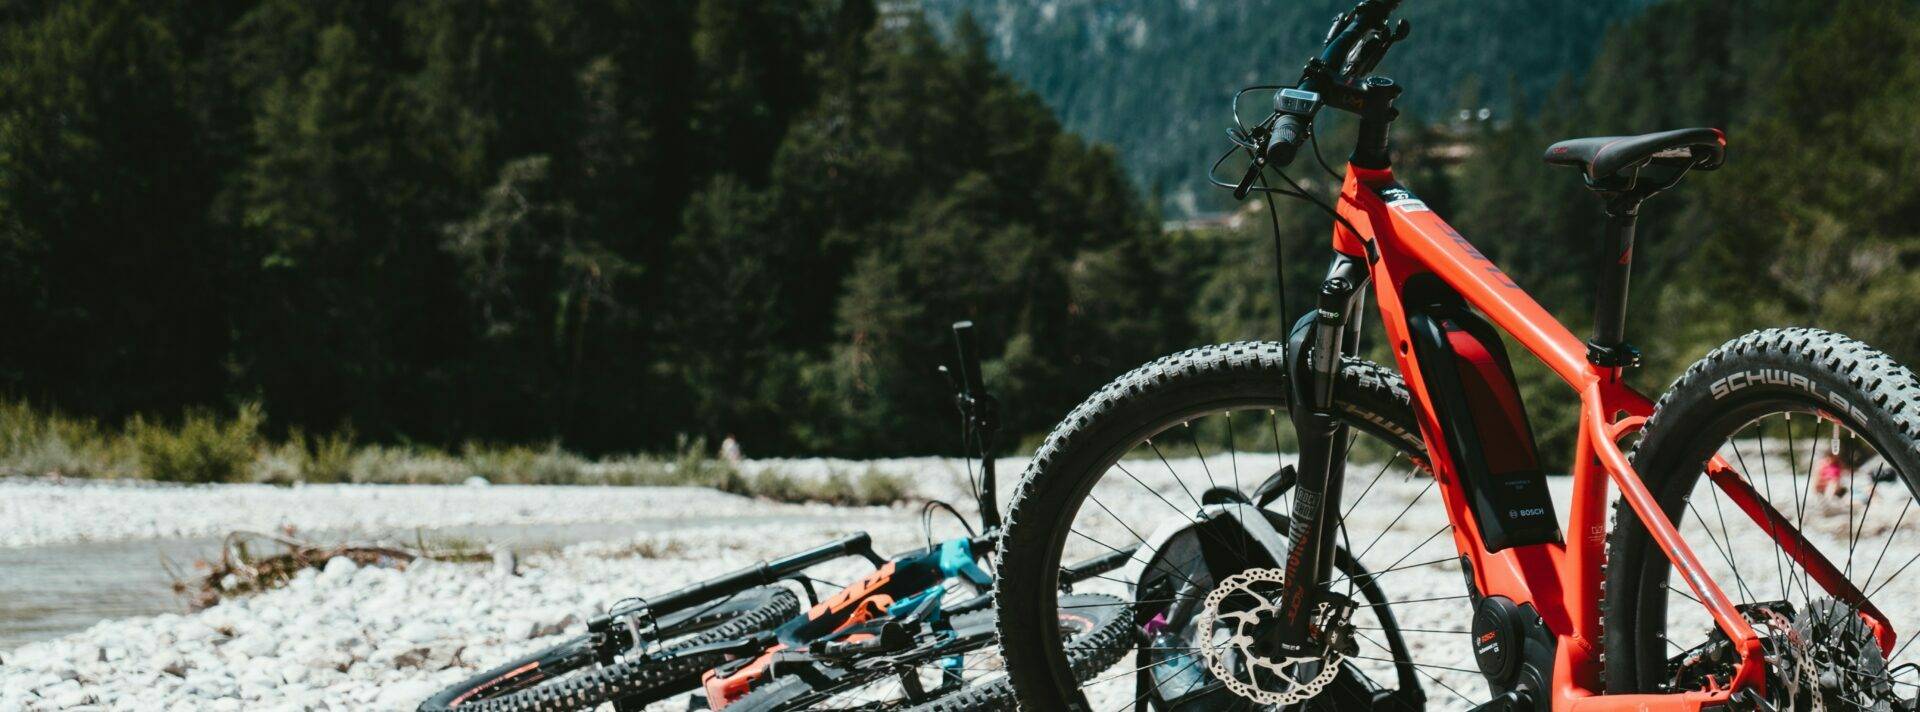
xmin=1789 ymin=598 xmax=1900 ymax=711
xmin=1673 ymin=598 xmax=1906 ymax=711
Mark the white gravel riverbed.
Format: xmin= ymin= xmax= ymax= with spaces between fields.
xmin=5 ymin=450 xmax=1919 ymax=711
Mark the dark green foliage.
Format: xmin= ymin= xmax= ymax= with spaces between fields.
xmin=5 ymin=0 xmax=1917 ymax=466
xmin=0 ymin=0 xmax=248 ymax=419
xmin=0 ymin=1 xmax=1170 ymax=457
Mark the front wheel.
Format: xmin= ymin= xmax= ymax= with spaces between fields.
xmin=1606 ymin=328 xmax=1920 ymax=709
xmin=995 ymin=342 xmax=1485 ymax=710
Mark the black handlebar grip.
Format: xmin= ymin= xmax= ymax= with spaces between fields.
xmin=1266 ymin=114 xmax=1308 ymax=169
xmin=952 ymin=320 xmax=983 ymax=398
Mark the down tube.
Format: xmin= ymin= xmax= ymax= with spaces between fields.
xmin=1338 ymin=178 xmax=1577 ymax=626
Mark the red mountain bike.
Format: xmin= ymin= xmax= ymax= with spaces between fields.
xmin=992 ymin=1 xmax=1920 ymax=710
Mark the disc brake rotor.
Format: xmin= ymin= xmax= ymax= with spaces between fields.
xmin=1674 ymin=599 xmax=1903 ymax=711
xmin=1193 ymin=567 xmax=1346 ymax=706
xmin=1790 ymin=598 xmax=1899 ymax=712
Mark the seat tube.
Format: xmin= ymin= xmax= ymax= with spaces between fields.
xmin=1587 ymin=200 xmax=1640 ymax=366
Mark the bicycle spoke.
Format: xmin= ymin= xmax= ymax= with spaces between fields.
xmin=1846 ymin=475 xmax=1881 ymax=579
xmin=1353 ymin=476 xmax=1437 ymax=564
xmin=1355 ymin=624 xmax=1469 ymax=635
xmin=1355 ymin=593 xmax=1472 ymax=608
xmin=1356 ymin=631 xmax=1480 ymax=707
xmin=1863 ymin=497 xmax=1911 ymax=594
xmin=1226 ymin=410 xmax=1242 ymax=497
xmin=1788 ymin=414 xmax=1820 ymax=604
xmin=1347 ymin=653 xmax=1482 ymax=676
xmin=1146 ymin=440 xmax=1208 ymax=512
xmin=1340 ymin=450 xmax=1404 ymax=524
xmin=1688 ymin=498 xmax=1757 ymax=604
xmin=1182 ymin=421 xmax=1255 ymax=563
xmin=1701 ymin=475 xmax=1759 ymax=604
xmin=1889 ymin=628 xmax=1920 ymax=665
xmin=1067 ymin=527 xmax=1206 ymax=595
xmin=1107 ymin=461 xmax=1250 ymax=569
xmin=1075 ymin=498 xmax=1205 ymax=598
xmin=1186 ymin=421 xmax=1221 ymax=493
xmin=1329 ymin=551 xmax=1456 ymax=589
xmin=1737 ymin=424 xmax=1792 ymax=602
xmin=1665 ymin=582 xmax=1702 ymax=606
xmin=1865 ymin=546 xmax=1920 ymax=600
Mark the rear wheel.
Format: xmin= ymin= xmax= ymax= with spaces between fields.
xmin=1606 ymin=328 xmax=1920 ymax=709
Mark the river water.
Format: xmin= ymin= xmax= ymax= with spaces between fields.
xmin=0 ymin=516 xmax=843 ymax=651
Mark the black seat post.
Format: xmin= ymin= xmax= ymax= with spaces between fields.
xmin=1543 ymin=125 xmax=1727 ymax=370
xmin=1588 ymin=196 xmax=1643 ymax=369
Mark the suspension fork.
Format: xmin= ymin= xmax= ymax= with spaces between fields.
xmin=1276 ymin=254 xmax=1371 ymax=654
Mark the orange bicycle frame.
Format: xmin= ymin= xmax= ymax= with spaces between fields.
xmin=1332 ymin=163 xmax=1890 ymax=710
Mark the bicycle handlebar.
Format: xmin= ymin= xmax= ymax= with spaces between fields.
xmin=1252 ymin=0 xmax=1403 ymax=172
xmin=1311 ymin=0 xmax=1401 ymax=88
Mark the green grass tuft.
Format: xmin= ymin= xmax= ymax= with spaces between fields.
xmin=128 ymin=404 xmax=264 ymax=484
xmin=0 ymin=399 xmax=913 ymax=505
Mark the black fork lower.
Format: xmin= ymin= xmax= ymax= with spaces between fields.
xmin=1276 ymin=254 xmax=1371 ymax=656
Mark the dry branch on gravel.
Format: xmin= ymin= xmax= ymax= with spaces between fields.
xmin=168 ymin=529 xmax=480 ymax=610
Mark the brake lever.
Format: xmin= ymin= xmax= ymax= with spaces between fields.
xmin=1233 ymin=160 xmax=1264 ymax=201
xmin=1231 ymin=126 xmax=1272 ymax=200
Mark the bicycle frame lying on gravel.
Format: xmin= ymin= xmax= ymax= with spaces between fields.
xmin=1305 ymin=162 xmax=1889 ymax=710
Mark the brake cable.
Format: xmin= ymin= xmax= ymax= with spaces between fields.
xmin=920 ymin=499 xmax=977 ymax=551
xmin=1309 ymin=128 xmax=1344 ymax=182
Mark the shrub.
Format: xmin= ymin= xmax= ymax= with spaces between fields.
xmin=2 ymin=396 xmax=914 ymax=506
xmin=460 ymin=442 xmax=587 ymax=485
xmin=855 ymin=468 xmax=910 ymax=505
xmin=251 ymin=437 xmax=305 ymax=485
xmin=0 ymin=399 xmax=133 ymax=477
xmin=130 ymin=403 xmax=264 ymax=483
xmin=744 ymin=468 xmax=804 ymax=501
xmin=733 ymin=465 xmax=911 ymax=506
xmin=304 ymin=428 xmax=356 ymax=483
xmin=670 ymin=437 xmax=746 ymax=491
xmin=348 ymin=445 xmax=464 ymax=484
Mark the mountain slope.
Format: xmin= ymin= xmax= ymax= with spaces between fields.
xmin=921 ymin=0 xmax=1654 ymax=215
